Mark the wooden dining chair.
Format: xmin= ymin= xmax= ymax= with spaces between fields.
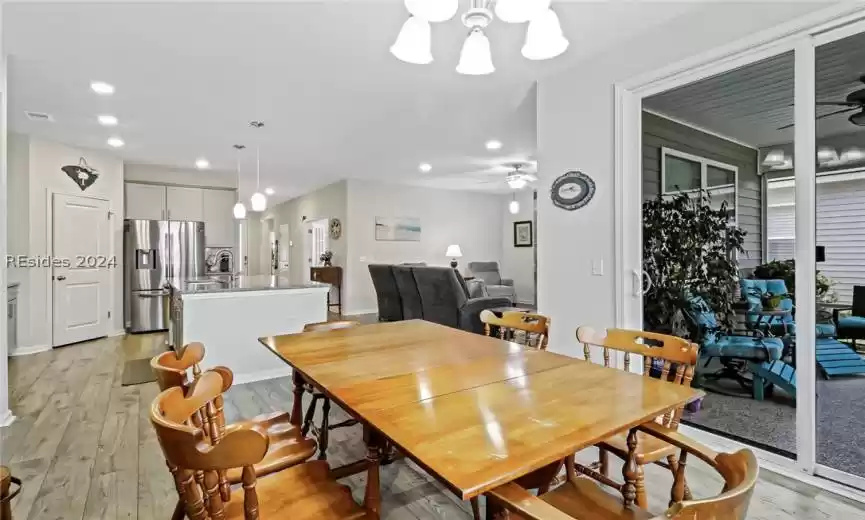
xmin=480 ymin=310 xmax=550 ymax=350
xmin=152 ymin=343 xmax=317 ymax=519
xmin=150 ymin=369 xmax=374 ymax=519
xmin=486 ymin=422 xmax=758 ymax=520
xmin=575 ymin=326 xmax=699 ymax=509
xmin=300 ymin=321 xmax=362 ymax=460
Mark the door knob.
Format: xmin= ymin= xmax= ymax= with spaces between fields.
xmin=56 ymin=275 xmax=67 ymax=281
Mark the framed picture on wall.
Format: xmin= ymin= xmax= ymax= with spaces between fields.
xmin=514 ymin=220 xmax=533 ymax=248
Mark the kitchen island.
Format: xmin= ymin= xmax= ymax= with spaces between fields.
xmin=169 ymin=275 xmax=330 ymax=383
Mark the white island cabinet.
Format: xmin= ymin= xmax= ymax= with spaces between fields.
xmin=170 ymin=276 xmax=330 ymax=383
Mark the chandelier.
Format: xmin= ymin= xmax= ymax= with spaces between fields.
xmin=391 ymin=0 xmax=569 ymax=75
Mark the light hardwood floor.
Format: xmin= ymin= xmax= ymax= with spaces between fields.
xmin=4 ymin=333 xmax=865 ymax=520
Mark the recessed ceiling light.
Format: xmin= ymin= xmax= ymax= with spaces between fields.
xmin=195 ymin=158 xmax=210 ymax=169
xmin=485 ymin=139 xmax=503 ymax=150
xmin=106 ymin=137 xmax=125 ymax=148
xmin=265 ymin=187 xmax=275 ymax=196
xmin=90 ymin=81 xmax=115 ymax=95
xmin=419 ymin=163 xmax=432 ymax=173
xmin=97 ymin=114 xmax=118 ymax=126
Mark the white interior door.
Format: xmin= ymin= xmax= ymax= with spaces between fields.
xmin=278 ymin=223 xmax=290 ymax=275
xmin=52 ymin=193 xmax=111 ymax=346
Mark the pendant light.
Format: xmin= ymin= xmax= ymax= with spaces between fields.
xmin=249 ymin=121 xmax=267 ymax=212
xmin=509 ymin=194 xmax=520 ymax=214
xmin=457 ymin=27 xmax=495 ymax=75
xmin=232 ymin=144 xmax=247 ymax=219
xmin=495 ymin=0 xmax=550 ymax=24
xmin=405 ymin=0 xmax=458 ymax=23
xmin=522 ymin=8 xmax=569 ymax=60
xmin=390 ymin=16 xmax=433 ymax=64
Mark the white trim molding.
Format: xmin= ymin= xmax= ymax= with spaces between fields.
xmin=0 ymin=410 xmax=16 ymax=428
xmin=8 ymin=343 xmax=52 ymax=357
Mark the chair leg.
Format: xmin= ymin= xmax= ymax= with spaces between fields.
xmin=599 ymin=447 xmax=609 ymax=477
xmin=318 ymin=397 xmax=332 ymax=460
xmin=635 ymin=464 xmax=648 ymax=509
xmin=470 ymin=497 xmax=481 ymax=520
xmin=171 ymin=499 xmax=186 ymax=520
xmin=666 ymin=454 xmax=692 ymax=504
xmin=301 ymin=393 xmax=321 ymax=437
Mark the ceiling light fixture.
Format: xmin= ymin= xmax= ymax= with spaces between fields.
xmin=195 ymin=158 xmax=210 ymax=170
xmin=232 ymin=144 xmax=247 ymax=219
xmin=97 ymin=114 xmax=118 ymax=126
xmin=507 ymin=177 xmax=528 ymax=190
xmin=419 ymin=163 xmax=432 ymax=173
xmin=817 ymin=146 xmax=838 ymax=164
xmin=392 ymin=0 xmax=568 ymax=74
xmin=509 ymin=193 xmax=520 ymax=214
xmin=265 ymin=187 xmax=275 ymax=196
xmin=249 ymin=121 xmax=267 ymax=212
xmin=106 ymin=137 xmax=124 ymax=148
xmin=762 ymin=149 xmax=786 ymax=167
xmin=841 ymin=147 xmax=865 ymax=163
xmin=485 ymin=139 xmax=502 ymax=150
xmin=90 ymin=81 xmax=115 ymax=95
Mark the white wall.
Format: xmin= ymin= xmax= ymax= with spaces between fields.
xmin=7 ymin=136 xmax=125 ymax=351
xmin=537 ymin=1 xmax=829 ymax=358
xmin=501 ymin=189 xmax=536 ymax=305
xmin=346 ymin=180 xmax=503 ymax=314
xmin=124 ymin=162 xmax=236 ymax=188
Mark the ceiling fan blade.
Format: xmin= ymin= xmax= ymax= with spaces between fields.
xmin=777 ymin=122 xmax=795 ymax=130
xmin=777 ymin=106 xmax=861 ymax=130
xmin=816 ymin=101 xmax=861 ymax=106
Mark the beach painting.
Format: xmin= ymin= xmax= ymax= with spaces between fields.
xmin=375 ymin=216 xmax=421 ymax=241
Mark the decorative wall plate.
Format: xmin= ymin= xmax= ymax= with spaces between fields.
xmin=329 ymin=218 xmax=342 ymax=239
xmin=550 ymin=171 xmax=595 ymax=211
xmin=62 ymin=157 xmax=99 ymax=191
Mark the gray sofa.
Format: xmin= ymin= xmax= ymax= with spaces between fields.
xmin=467 ymin=261 xmax=516 ymax=303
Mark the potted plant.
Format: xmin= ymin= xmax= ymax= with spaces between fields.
xmin=319 ymin=250 xmax=334 ymax=267
xmin=753 ymin=289 xmax=785 ymax=311
xmin=752 ymin=259 xmax=837 ymax=302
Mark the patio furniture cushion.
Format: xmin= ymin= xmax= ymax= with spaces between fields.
xmin=786 ymin=322 xmax=837 ymax=338
xmin=702 ymin=336 xmax=784 ymax=362
xmin=740 ymin=279 xmax=794 ymax=325
xmin=838 ymin=315 xmax=865 ymax=329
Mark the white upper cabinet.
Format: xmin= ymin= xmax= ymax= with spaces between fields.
xmin=166 ymin=186 xmax=204 ymax=221
xmin=125 ymin=183 xmax=167 ymax=220
xmin=202 ymin=189 xmax=237 ymax=247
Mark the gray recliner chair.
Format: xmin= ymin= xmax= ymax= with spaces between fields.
xmin=467 ymin=261 xmax=516 ymax=303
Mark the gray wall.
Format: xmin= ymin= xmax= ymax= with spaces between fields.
xmin=642 ymin=111 xmax=762 ymax=269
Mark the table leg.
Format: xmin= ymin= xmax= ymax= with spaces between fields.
xmin=621 ymin=427 xmax=639 ymax=508
xmin=290 ymin=370 xmax=304 ymax=427
xmin=363 ymin=426 xmax=384 ymax=519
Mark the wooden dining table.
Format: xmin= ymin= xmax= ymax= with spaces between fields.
xmin=258 ymin=320 xmax=702 ymax=517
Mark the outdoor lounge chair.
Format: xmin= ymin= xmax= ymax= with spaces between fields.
xmin=836 ymin=285 xmax=865 ymax=348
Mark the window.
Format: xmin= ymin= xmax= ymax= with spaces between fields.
xmin=661 ymin=147 xmax=738 ymax=224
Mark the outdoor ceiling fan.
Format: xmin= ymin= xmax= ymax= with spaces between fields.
xmin=778 ymin=74 xmax=865 ymax=130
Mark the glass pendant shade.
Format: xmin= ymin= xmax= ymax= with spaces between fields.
xmin=250 ymin=192 xmax=267 ymax=212
xmin=456 ymin=29 xmax=495 ymax=75
xmin=522 ymin=9 xmax=569 ymax=60
xmin=509 ymin=199 xmax=520 ymax=214
xmin=404 ymin=0 xmax=458 ymax=23
xmin=495 ymin=0 xmax=551 ymax=24
xmin=508 ymin=178 xmax=528 ymax=190
xmin=233 ymin=201 xmax=247 ymax=219
xmin=391 ymin=16 xmax=433 ymax=64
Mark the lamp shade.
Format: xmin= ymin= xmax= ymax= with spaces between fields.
xmin=446 ymin=244 xmax=463 ymax=258
xmin=405 ymin=0 xmax=458 ymax=23
xmin=456 ymin=28 xmax=495 ymax=75
xmin=250 ymin=192 xmax=267 ymax=212
xmin=509 ymin=199 xmax=520 ymax=214
xmin=495 ymin=0 xmax=551 ymax=23
xmin=522 ymin=9 xmax=569 ymax=60
xmin=390 ymin=16 xmax=433 ymax=64
xmin=233 ymin=201 xmax=247 ymax=219
xmin=507 ymin=178 xmax=528 ymax=190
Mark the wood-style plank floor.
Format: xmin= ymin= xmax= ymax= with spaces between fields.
xmin=4 ymin=332 xmax=865 ymax=520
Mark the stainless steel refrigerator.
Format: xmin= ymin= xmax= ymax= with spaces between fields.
xmin=124 ymin=219 xmax=205 ymax=332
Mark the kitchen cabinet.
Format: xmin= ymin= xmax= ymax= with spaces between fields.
xmin=202 ymin=189 xmax=237 ymax=247
xmin=166 ymin=186 xmax=204 ymax=221
xmin=125 ymin=183 xmax=167 ymax=220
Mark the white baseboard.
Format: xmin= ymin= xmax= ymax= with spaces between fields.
xmin=342 ymin=308 xmax=378 ymax=317
xmin=231 ymin=366 xmax=293 ymax=386
xmin=9 ymin=344 xmax=52 ymax=357
xmin=0 ymin=410 xmax=16 ymax=427
xmin=109 ymin=329 xmax=127 ymax=337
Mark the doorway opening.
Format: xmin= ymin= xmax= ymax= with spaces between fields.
xmin=303 ymin=218 xmax=330 ymax=283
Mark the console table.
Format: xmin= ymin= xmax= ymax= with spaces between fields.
xmin=311 ymin=266 xmax=343 ymax=315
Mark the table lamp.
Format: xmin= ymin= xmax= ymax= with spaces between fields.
xmin=445 ymin=244 xmax=463 ymax=269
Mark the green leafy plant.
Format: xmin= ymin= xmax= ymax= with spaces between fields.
xmin=752 ymin=259 xmax=837 ymax=302
xmin=750 ymin=288 xmax=786 ymax=310
xmin=643 ymin=190 xmax=746 ymax=335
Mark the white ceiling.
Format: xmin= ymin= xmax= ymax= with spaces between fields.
xmin=5 ymin=1 xmax=706 ymax=202
xmin=645 ymin=30 xmax=865 ymax=148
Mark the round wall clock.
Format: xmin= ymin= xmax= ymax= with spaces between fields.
xmin=329 ymin=218 xmax=342 ymax=239
xmin=550 ymin=171 xmax=595 ymax=211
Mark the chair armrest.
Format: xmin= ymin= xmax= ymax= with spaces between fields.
xmin=197 ymin=424 xmax=269 ymax=469
xmin=500 ymin=278 xmax=514 ymax=287
xmin=463 ymin=296 xmax=512 ymax=315
xmin=487 ymin=483 xmax=576 ymax=520
xmin=637 ymin=422 xmax=718 ymax=466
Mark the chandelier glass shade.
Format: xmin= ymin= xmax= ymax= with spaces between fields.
xmin=405 ymin=0 xmax=459 ymax=23
xmin=456 ymin=28 xmax=495 ymax=75
xmin=390 ymin=16 xmax=434 ymax=64
xmin=522 ymin=8 xmax=569 ymax=60
xmin=495 ymin=0 xmax=551 ymax=24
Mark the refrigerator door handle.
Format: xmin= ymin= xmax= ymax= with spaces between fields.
xmin=139 ymin=291 xmax=169 ymax=298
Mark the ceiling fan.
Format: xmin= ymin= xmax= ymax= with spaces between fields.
xmin=478 ymin=163 xmax=538 ymax=189
xmin=778 ymin=74 xmax=865 ymax=130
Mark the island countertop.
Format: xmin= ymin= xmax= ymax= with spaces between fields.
xmin=169 ymin=275 xmax=330 ymax=295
